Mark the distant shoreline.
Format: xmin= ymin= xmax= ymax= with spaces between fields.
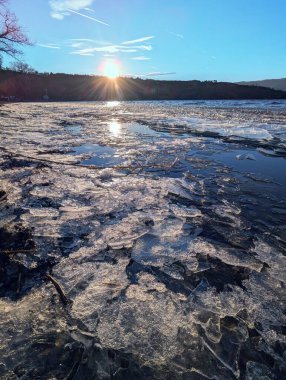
xmin=1 ymin=99 xmax=286 ymax=104
xmin=1 ymin=70 xmax=286 ymax=101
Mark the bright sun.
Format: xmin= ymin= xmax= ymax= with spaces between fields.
xmin=103 ymin=61 xmax=120 ymax=79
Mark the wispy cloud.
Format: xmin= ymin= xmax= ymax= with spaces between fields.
xmin=144 ymin=72 xmax=176 ymax=77
xmin=37 ymin=43 xmax=61 ymax=49
xmin=83 ymin=7 xmax=94 ymax=12
xmin=126 ymin=71 xmax=176 ymax=78
xmin=132 ymin=56 xmax=151 ymax=61
xmin=171 ymin=32 xmax=184 ymax=39
xmin=68 ymin=38 xmax=111 ymax=46
xmin=35 ymin=35 xmax=155 ymax=61
xmin=122 ymin=36 xmax=155 ymax=45
xmin=70 ymin=43 xmax=152 ymax=56
xmin=50 ymin=0 xmax=94 ymax=19
xmin=68 ymin=38 xmax=95 ymax=42
xmin=70 ymin=42 xmax=85 ymax=48
xmin=135 ymin=45 xmax=152 ymax=51
xmin=49 ymin=0 xmax=109 ymax=25
xmin=66 ymin=35 xmax=154 ymax=59
xmin=70 ymin=51 xmax=94 ymax=56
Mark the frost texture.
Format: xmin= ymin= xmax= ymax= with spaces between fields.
xmin=0 ymin=100 xmax=286 ymax=379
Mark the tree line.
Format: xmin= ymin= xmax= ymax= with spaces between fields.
xmin=1 ymin=70 xmax=286 ymax=101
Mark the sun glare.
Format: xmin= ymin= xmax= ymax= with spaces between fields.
xmin=103 ymin=61 xmax=120 ymax=79
xmin=108 ymin=120 xmax=121 ymax=137
xmin=106 ymin=101 xmax=121 ymax=107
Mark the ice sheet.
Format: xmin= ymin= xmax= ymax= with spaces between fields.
xmin=0 ymin=100 xmax=285 ymax=379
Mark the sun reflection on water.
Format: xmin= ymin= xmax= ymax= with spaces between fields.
xmin=106 ymin=101 xmax=121 ymax=108
xmin=109 ymin=120 xmax=121 ymax=137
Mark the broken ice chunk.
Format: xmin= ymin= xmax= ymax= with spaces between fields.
xmin=169 ymin=204 xmax=202 ymax=218
xmin=132 ymin=217 xmax=198 ymax=268
xmin=236 ymin=153 xmax=256 ymax=160
xmin=97 ymin=272 xmax=190 ymax=365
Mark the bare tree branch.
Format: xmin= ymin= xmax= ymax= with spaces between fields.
xmin=0 ymin=0 xmax=31 ymax=59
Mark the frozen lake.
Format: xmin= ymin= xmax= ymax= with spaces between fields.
xmin=0 ymin=100 xmax=286 ymax=379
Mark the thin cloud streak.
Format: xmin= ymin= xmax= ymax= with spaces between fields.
xmin=134 ymin=45 xmax=152 ymax=51
xmin=70 ymin=42 xmax=84 ymax=48
xmin=144 ymin=72 xmax=176 ymax=77
xmin=67 ymin=9 xmax=110 ymax=26
xmin=65 ymin=35 xmax=154 ymax=59
xmin=67 ymin=38 xmax=112 ymax=46
xmin=132 ymin=56 xmax=151 ymax=60
xmin=122 ymin=36 xmax=155 ymax=45
xmin=171 ymin=32 xmax=184 ymax=39
xmin=71 ymin=44 xmax=152 ymax=55
xmin=70 ymin=51 xmax=94 ymax=56
xmin=37 ymin=43 xmax=61 ymax=49
xmin=69 ymin=38 xmax=95 ymax=42
xmin=126 ymin=71 xmax=176 ymax=78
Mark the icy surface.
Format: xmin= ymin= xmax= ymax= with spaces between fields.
xmin=0 ymin=100 xmax=286 ymax=379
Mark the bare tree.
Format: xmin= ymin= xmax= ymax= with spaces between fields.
xmin=10 ymin=60 xmax=36 ymax=73
xmin=0 ymin=0 xmax=31 ymax=59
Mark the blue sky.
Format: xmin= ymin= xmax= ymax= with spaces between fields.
xmin=6 ymin=0 xmax=286 ymax=81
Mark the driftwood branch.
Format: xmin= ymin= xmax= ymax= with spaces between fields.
xmin=46 ymin=274 xmax=71 ymax=306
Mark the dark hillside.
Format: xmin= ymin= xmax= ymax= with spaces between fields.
xmin=238 ymin=78 xmax=286 ymax=92
xmin=1 ymin=70 xmax=286 ymax=101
